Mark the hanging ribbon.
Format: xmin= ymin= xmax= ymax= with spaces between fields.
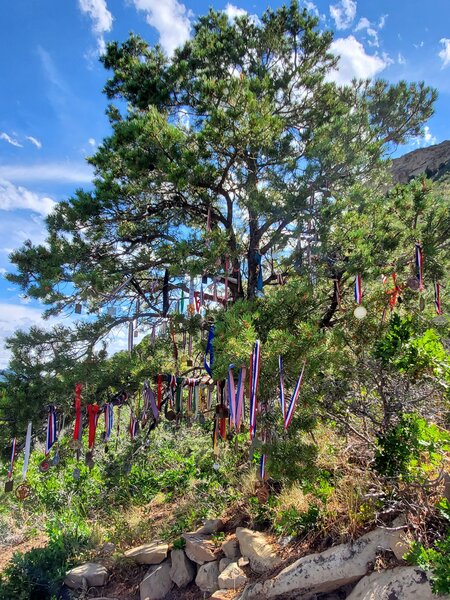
xmin=22 ymin=422 xmax=32 ymax=481
xmin=129 ymin=412 xmax=138 ymax=439
xmin=415 ymin=242 xmax=424 ymax=291
xmin=45 ymin=405 xmax=58 ymax=456
xmin=162 ymin=269 xmax=170 ymax=316
xmin=104 ymin=403 xmax=114 ymax=443
xmin=260 ymin=453 xmax=267 ymax=480
xmin=157 ymin=374 xmax=163 ymax=410
xmin=435 ymin=281 xmax=442 ymax=315
xmin=284 ymin=361 xmax=307 ymax=429
xmin=180 ymin=289 xmax=185 ymax=314
xmin=143 ymin=380 xmax=159 ymax=420
xmin=354 ymin=274 xmax=362 ymax=305
xmin=256 ymin=252 xmax=264 ymax=293
xmin=169 ymin=374 xmax=176 ymax=409
xmin=204 ymin=325 xmax=215 ymax=376
xmin=279 ymin=356 xmax=286 ymax=421
xmin=386 ymin=273 xmax=402 ymax=309
xmin=249 ymin=340 xmax=261 ymax=439
xmin=227 ymin=365 xmax=246 ymax=431
xmin=194 ymin=291 xmax=201 ymax=313
xmin=128 ymin=321 xmax=134 ymax=353
xmin=227 ymin=365 xmax=236 ymax=426
xmin=7 ymin=438 xmax=16 ymax=480
xmin=87 ymin=404 xmax=100 ymax=450
xmin=73 ymin=383 xmax=82 ymax=442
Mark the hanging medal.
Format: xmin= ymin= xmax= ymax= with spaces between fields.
xmin=353 ymin=274 xmax=367 ymax=319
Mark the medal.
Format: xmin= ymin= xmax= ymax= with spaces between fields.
xmin=4 ymin=480 xmax=13 ymax=493
xmin=85 ymin=451 xmax=95 ymax=469
xmin=15 ymin=483 xmax=31 ymax=501
xmin=51 ymin=450 xmax=60 ymax=466
xmin=39 ymin=460 xmax=50 ymax=473
xmin=433 ymin=315 xmax=447 ymax=326
xmin=353 ymin=305 xmax=367 ymax=319
xmin=73 ymin=468 xmax=81 ymax=480
xmin=407 ymin=277 xmax=420 ymax=291
xmin=419 ymin=296 xmax=425 ymax=311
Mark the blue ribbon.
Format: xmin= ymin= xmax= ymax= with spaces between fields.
xmin=204 ymin=325 xmax=215 ymax=376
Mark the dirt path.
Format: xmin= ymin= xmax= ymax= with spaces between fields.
xmin=0 ymin=534 xmax=48 ymax=572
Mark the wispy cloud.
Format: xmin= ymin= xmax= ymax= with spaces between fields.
xmin=78 ymin=0 xmax=113 ymax=55
xmin=413 ymin=125 xmax=437 ymax=147
xmin=88 ymin=138 xmax=96 ymax=146
xmin=328 ymin=36 xmax=388 ymax=84
xmin=132 ymin=0 xmax=192 ymax=55
xmin=304 ymin=1 xmax=319 ymax=17
xmin=0 ymin=179 xmax=56 ymax=216
xmin=0 ymin=163 xmax=93 ymax=184
xmin=330 ymin=0 xmax=357 ymax=30
xmin=0 ymin=132 xmax=23 ymax=148
xmin=26 ymin=136 xmax=42 ymax=149
xmin=439 ymin=38 xmax=450 ymax=68
xmin=224 ymin=3 xmax=247 ymax=20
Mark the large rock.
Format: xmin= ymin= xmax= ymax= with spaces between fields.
xmin=235 ymin=528 xmax=281 ymax=574
xmin=222 ymin=537 xmax=240 ymax=560
xmin=140 ymin=560 xmax=173 ymax=600
xmin=346 ymin=567 xmax=445 ymax=600
xmin=195 ymin=560 xmax=220 ymax=593
xmin=64 ymin=563 xmax=108 ymax=589
xmin=169 ymin=549 xmax=196 ymax=588
xmin=210 ymin=591 xmax=231 ymax=600
xmin=240 ymin=527 xmax=412 ymax=599
xmin=183 ymin=533 xmax=217 ymax=564
xmin=218 ymin=561 xmax=248 ymax=589
xmin=392 ymin=140 xmax=450 ymax=184
xmin=219 ymin=557 xmax=233 ymax=573
xmin=195 ymin=518 xmax=224 ymax=535
xmin=124 ymin=542 xmax=168 ymax=565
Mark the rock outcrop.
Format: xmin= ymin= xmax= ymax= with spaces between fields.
xmin=64 ymin=562 xmax=108 ymax=589
xmin=346 ymin=566 xmax=442 ymax=600
xmin=195 ymin=560 xmax=220 ymax=593
xmin=392 ymin=140 xmax=450 ymax=184
xmin=183 ymin=532 xmax=217 ymax=564
xmin=169 ymin=549 xmax=196 ymax=588
xmin=235 ymin=527 xmax=281 ymax=574
xmin=140 ymin=560 xmax=173 ymax=600
xmin=124 ymin=542 xmax=169 ymax=565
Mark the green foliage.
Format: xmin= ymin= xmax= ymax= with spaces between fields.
xmin=407 ymin=535 xmax=450 ymax=595
xmin=273 ymin=504 xmax=321 ymax=537
xmin=0 ymin=517 xmax=92 ymax=600
xmin=374 ymin=413 xmax=450 ymax=481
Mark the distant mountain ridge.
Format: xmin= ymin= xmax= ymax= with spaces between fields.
xmin=391 ymin=140 xmax=450 ymax=184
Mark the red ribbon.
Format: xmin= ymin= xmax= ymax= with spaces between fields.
xmin=73 ymin=383 xmax=82 ymax=441
xmin=386 ymin=273 xmax=402 ymax=309
xmin=87 ymin=404 xmax=100 ymax=449
xmin=157 ymin=374 xmax=163 ymax=410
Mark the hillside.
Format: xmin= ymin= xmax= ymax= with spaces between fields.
xmin=392 ymin=140 xmax=450 ymax=183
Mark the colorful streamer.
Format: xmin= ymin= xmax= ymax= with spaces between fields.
xmin=7 ymin=438 xmax=16 ymax=480
xmin=22 ymin=422 xmax=32 ymax=480
xmin=354 ymin=273 xmax=363 ymax=305
xmin=45 ymin=405 xmax=58 ymax=456
xmin=249 ymin=340 xmax=261 ymax=439
xmin=435 ymin=281 xmax=442 ymax=315
xmin=284 ymin=361 xmax=307 ymax=429
xmin=204 ymin=325 xmax=215 ymax=376
xmin=415 ymin=242 xmax=424 ymax=291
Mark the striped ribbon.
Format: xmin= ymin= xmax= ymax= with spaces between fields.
xmin=143 ymin=380 xmax=159 ymax=420
xmin=227 ymin=365 xmax=246 ymax=431
xmin=260 ymin=452 xmax=267 ymax=480
xmin=249 ymin=340 xmax=261 ymax=439
xmin=415 ymin=242 xmax=424 ymax=291
xmin=204 ymin=325 xmax=214 ymax=376
xmin=129 ymin=412 xmax=139 ymax=439
xmin=278 ymin=356 xmax=286 ymax=421
xmin=227 ymin=365 xmax=236 ymax=425
xmin=45 ymin=405 xmax=58 ymax=456
xmin=22 ymin=422 xmax=32 ymax=480
xmin=7 ymin=438 xmax=16 ymax=480
xmin=87 ymin=404 xmax=100 ymax=449
xmin=354 ymin=274 xmax=362 ymax=305
xmin=435 ymin=281 xmax=442 ymax=315
xmin=169 ymin=374 xmax=176 ymax=409
xmin=104 ymin=403 xmax=114 ymax=442
xmin=284 ymin=361 xmax=307 ymax=429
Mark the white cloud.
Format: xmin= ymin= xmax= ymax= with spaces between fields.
xmin=78 ymin=0 xmax=113 ymax=54
xmin=224 ymin=3 xmax=247 ymax=20
xmin=0 ymin=162 xmax=93 ymax=184
xmin=439 ymin=38 xmax=450 ymax=68
xmin=414 ymin=41 xmax=424 ymax=49
xmin=413 ymin=125 xmax=437 ymax=147
xmin=0 ymin=179 xmax=56 ymax=216
xmin=330 ymin=0 xmax=357 ymax=30
xmin=354 ymin=17 xmax=370 ymax=32
xmin=0 ymin=303 xmax=51 ymax=368
xmin=304 ymin=1 xmax=319 ymax=17
xmin=378 ymin=14 xmax=388 ymax=29
xmin=0 ymin=132 xmax=23 ymax=148
xmin=88 ymin=137 xmax=96 ymax=146
xmin=26 ymin=136 xmax=42 ymax=149
xmin=398 ymin=53 xmax=406 ymax=65
xmin=132 ymin=0 xmax=192 ymax=56
xmin=328 ymin=36 xmax=388 ymax=83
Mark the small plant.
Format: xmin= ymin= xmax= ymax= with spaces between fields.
xmin=172 ymin=537 xmax=186 ymax=550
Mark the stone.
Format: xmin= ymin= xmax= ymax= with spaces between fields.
xmin=64 ymin=562 xmax=108 ymax=589
xmin=101 ymin=542 xmax=116 ymax=555
xmin=222 ymin=537 xmax=240 ymax=560
xmin=210 ymin=591 xmax=231 ymax=600
xmin=219 ymin=557 xmax=233 ymax=573
xmin=235 ymin=528 xmax=281 ymax=574
xmin=124 ymin=541 xmax=168 ymax=565
xmin=195 ymin=518 xmax=224 ymax=535
xmin=195 ymin=560 xmax=220 ymax=593
xmin=239 ymin=527 xmax=415 ymax=599
xmin=169 ymin=549 xmax=196 ymax=588
xmin=183 ymin=533 xmax=217 ymax=564
xmin=140 ymin=560 xmax=173 ymax=600
xmin=238 ymin=557 xmax=250 ymax=567
xmin=218 ymin=562 xmax=248 ymax=589
xmin=346 ymin=566 xmax=446 ymax=600
xmin=210 ymin=591 xmax=230 ymax=600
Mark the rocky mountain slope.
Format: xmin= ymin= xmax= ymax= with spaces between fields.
xmin=392 ymin=140 xmax=450 ymax=183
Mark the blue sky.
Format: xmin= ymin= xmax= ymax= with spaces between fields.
xmin=1 ymin=0 xmax=450 ymax=366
